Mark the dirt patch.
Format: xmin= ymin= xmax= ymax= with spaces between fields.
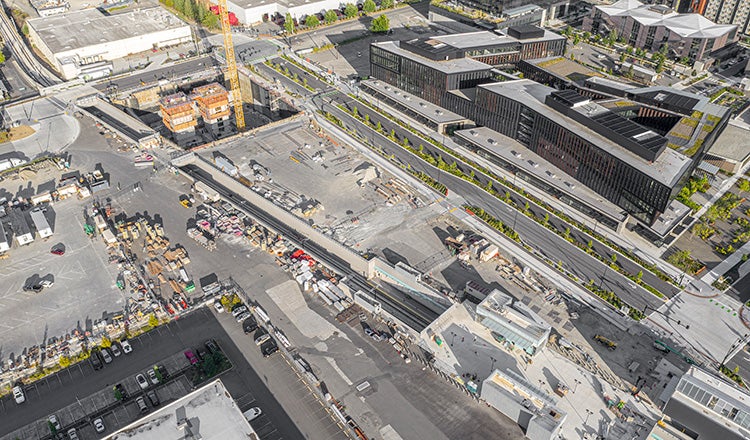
xmin=0 ymin=125 xmax=36 ymax=144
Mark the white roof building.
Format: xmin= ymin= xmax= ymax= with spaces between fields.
xmin=105 ymin=379 xmax=258 ymax=440
xmin=596 ymin=0 xmax=737 ymax=39
xmin=227 ymin=0 xmax=342 ymax=25
xmin=27 ymin=8 xmax=192 ymax=80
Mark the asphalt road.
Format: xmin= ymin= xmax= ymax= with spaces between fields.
xmin=0 ymin=309 xmax=303 ymax=440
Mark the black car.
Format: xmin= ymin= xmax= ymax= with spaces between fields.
xmin=22 ymin=284 xmax=43 ymax=293
xmin=242 ymin=316 xmax=258 ymax=334
xmin=196 ymin=348 xmax=208 ymax=360
xmin=90 ymin=349 xmax=103 ymax=370
xmin=146 ymin=390 xmax=160 ymax=406
xmin=156 ymin=364 xmax=169 ymax=380
xmin=260 ymin=339 xmax=278 ymax=357
xmin=205 ymin=339 xmax=220 ymax=354
xmin=113 ymin=383 xmax=129 ymax=400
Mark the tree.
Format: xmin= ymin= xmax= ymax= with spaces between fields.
xmin=363 ymin=0 xmax=376 ymax=14
xmin=738 ymin=178 xmax=750 ymax=192
xmin=375 ymin=121 xmax=382 ymax=132
xmin=59 ymin=356 xmax=71 ymax=368
xmin=352 ymin=106 xmax=358 ymax=117
xmin=543 ymin=213 xmax=549 ymax=226
xmin=563 ymin=227 xmax=571 ymax=240
xmin=101 ymin=336 xmax=112 ymax=348
xmin=285 ymin=12 xmax=295 ymax=34
xmin=324 ymin=9 xmax=337 ymax=24
xmin=173 ymin=0 xmax=184 ymax=12
xmin=305 ymin=14 xmax=320 ymax=27
xmin=380 ymin=0 xmax=394 ymax=8
xmin=202 ymin=12 xmax=219 ymax=28
xmin=370 ymin=14 xmax=390 ymax=33
xmin=148 ymin=314 xmax=159 ymax=328
xmin=0 ymin=51 xmax=6 ymax=64
xmin=364 ymin=114 xmax=370 ymax=125
xmin=635 ymin=270 xmax=643 ymax=283
xmin=610 ymin=254 xmax=617 ymax=265
xmin=183 ymin=0 xmax=195 ymax=19
xmin=573 ymin=34 xmax=580 ymax=46
xmin=344 ymin=3 xmax=358 ymax=18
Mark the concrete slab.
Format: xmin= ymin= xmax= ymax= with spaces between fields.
xmin=265 ymin=280 xmax=341 ymax=341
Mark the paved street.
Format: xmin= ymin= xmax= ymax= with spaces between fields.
xmin=0 ymin=309 xmax=304 ymax=440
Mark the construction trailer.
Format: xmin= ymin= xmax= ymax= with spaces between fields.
xmin=30 ymin=208 xmax=53 ymax=238
xmin=10 ymin=210 xmax=34 ymax=245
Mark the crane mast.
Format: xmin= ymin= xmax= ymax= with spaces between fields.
xmin=217 ymin=0 xmax=245 ymax=131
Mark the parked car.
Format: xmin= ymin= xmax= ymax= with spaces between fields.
xmin=231 ymin=305 xmax=248 ymax=318
xmin=156 ymin=364 xmax=169 ymax=380
xmin=260 ymin=339 xmax=278 ymax=357
xmin=110 ymin=343 xmax=122 ymax=357
xmin=67 ymin=428 xmax=79 ymax=440
xmin=136 ymin=396 xmax=148 ymax=413
xmin=90 ymin=350 xmax=103 ymax=370
xmin=50 ymin=248 xmax=65 ymax=256
xmin=242 ymin=316 xmax=258 ymax=333
xmin=205 ymin=339 xmax=220 ymax=354
xmin=196 ymin=348 xmax=208 ymax=360
xmin=147 ymin=368 xmax=160 ymax=385
xmin=114 ymin=383 xmax=129 ymax=400
xmin=12 ymin=386 xmax=25 ymax=404
xmin=135 ymin=373 xmax=149 ymax=390
xmin=254 ymin=328 xmax=271 ymax=346
xmin=213 ymin=302 xmax=225 ymax=313
xmin=48 ymin=414 xmax=61 ymax=431
xmin=146 ymin=390 xmax=160 ymax=406
xmin=120 ymin=340 xmax=133 ymax=354
xmin=100 ymin=348 xmax=113 ymax=364
xmin=22 ymin=284 xmax=43 ymax=293
xmin=243 ymin=407 xmax=262 ymax=422
xmin=93 ymin=418 xmax=105 ymax=433
xmin=235 ymin=311 xmax=251 ymax=323
xmin=184 ymin=350 xmax=199 ymax=365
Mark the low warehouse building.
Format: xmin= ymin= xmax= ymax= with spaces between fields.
xmin=227 ymin=0 xmax=342 ymax=25
xmin=27 ymin=7 xmax=192 ymax=80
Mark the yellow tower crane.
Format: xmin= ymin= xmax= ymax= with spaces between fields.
xmin=217 ymin=0 xmax=245 ymax=131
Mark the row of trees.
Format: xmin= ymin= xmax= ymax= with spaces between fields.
xmin=284 ymin=0 xmax=393 ymax=33
xmin=160 ymin=0 xmax=220 ymax=29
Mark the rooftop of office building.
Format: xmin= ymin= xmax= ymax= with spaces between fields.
xmin=478 ymin=80 xmax=693 ymax=186
xmin=371 ymin=40 xmax=493 ymax=74
xmin=429 ymin=26 xmax=564 ymax=50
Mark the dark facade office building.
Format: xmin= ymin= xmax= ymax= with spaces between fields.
xmin=370 ymin=40 xmax=495 ymax=107
xmin=369 ymin=33 xmax=730 ymax=229
xmin=465 ymin=81 xmax=728 ymax=224
xmin=369 ymin=26 xmax=566 ymax=104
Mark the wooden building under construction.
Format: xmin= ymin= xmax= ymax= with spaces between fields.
xmin=160 ymin=92 xmax=196 ymax=138
xmin=191 ymin=82 xmax=231 ymax=134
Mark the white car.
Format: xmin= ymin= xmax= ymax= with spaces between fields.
xmin=121 ymin=340 xmax=133 ymax=354
xmin=12 ymin=386 xmax=25 ymax=404
xmin=48 ymin=414 xmax=61 ymax=430
xmin=243 ymin=407 xmax=262 ymax=422
xmin=136 ymin=373 xmax=149 ymax=390
xmin=111 ymin=343 xmax=122 ymax=357
xmin=101 ymin=348 xmax=113 ymax=364
xmin=67 ymin=428 xmax=79 ymax=440
xmin=147 ymin=368 xmax=160 ymax=385
xmin=213 ymin=302 xmax=225 ymax=313
xmin=93 ymin=418 xmax=105 ymax=433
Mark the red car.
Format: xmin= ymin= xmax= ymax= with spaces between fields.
xmin=51 ymin=248 xmax=65 ymax=256
xmin=184 ymin=350 xmax=199 ymax=365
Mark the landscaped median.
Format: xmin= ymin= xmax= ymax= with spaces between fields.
xmin=333 ymin=99 xmax=670 ymax=301
xmin=464 ymin=205 xmax=646 ymax=321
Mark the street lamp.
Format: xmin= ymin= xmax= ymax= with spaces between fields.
xmin=489 ymin=356 xmax=497 ymax=372
xmin=584 ymin=409 xmax=593 ymax=426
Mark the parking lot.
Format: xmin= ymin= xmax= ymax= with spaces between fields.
xmin=0 ymin=170 xmax=129 ymax=359
xmin=0 ymin=308 xmax=302 ymax=440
